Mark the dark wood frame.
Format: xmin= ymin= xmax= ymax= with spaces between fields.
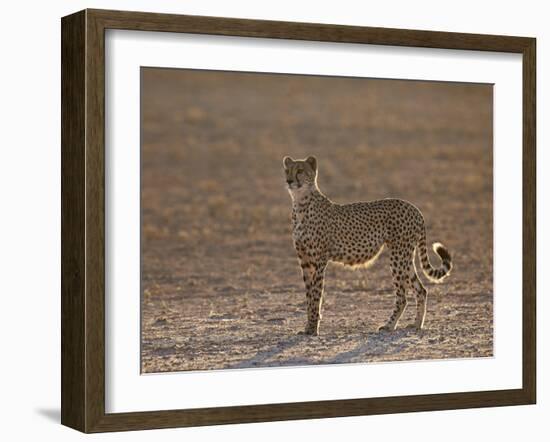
xmin=61 ymin=8 xmax=536 ymax=433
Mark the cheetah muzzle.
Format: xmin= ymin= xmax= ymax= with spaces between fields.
xmin=283 ymin=155 xmax=452 ymax=336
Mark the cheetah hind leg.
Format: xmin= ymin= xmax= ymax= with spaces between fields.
xmin=378 ymin=248 xmax=411 ymax=332
xmin=404 ymin=266 xmax=428 ymax=331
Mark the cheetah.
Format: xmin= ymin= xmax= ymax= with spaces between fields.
xmin=283 ymin=156 xmax=452 ymax=336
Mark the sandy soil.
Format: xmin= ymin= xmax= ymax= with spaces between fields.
xmin=140 ymin=69 xmax=493 ymax=373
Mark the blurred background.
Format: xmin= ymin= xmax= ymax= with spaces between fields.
xmin=140 ymin=68 xmax=493 ymax=373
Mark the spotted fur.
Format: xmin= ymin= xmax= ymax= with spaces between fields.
xmin=284 ymin=156 xmax=452 ymax=336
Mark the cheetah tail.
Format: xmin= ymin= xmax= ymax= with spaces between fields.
xmin=417 ymin=231 xmax=452 ymax=283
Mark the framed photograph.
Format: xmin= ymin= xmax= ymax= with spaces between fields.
xmin=61 ymin=9 xmax=536 ymax=433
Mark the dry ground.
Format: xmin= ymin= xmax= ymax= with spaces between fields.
xmin=140 ymin=69 xmax=493 ymax=373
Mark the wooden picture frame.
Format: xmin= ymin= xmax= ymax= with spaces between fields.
xmin=61 ymin=8 xmax=536 ymax=433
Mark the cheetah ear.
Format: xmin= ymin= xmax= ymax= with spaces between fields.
xmin=306 ymin=156 xmax=317 ymax=172
xmin=283 ymin=156 xmax=294 ymax=169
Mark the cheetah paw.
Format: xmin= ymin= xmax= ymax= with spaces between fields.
xmin=298 ymin=329 xmax=319 ymax=336
xmin=405 ymin=324 xmax=423 ymax=332
xmin=377 ymin=324 xmax=395 ymax=332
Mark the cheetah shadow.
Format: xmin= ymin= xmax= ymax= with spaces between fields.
xmin=225 ymin=328 xmax=419 ymax=369
xmin=224 ymin=334 xmax=307 ymax=369
xmin=326 ymin=329 xmax=419 ymax=364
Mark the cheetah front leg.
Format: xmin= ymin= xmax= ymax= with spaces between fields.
xmin=299 ymin=259 xmax=327 ymax=336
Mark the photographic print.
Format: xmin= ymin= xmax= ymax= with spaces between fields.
xmin=140 ymin=68 xmax=493 ymax=373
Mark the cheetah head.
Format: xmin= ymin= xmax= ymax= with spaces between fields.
xmin=283 ymin=156 xmax=318 ymax=193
